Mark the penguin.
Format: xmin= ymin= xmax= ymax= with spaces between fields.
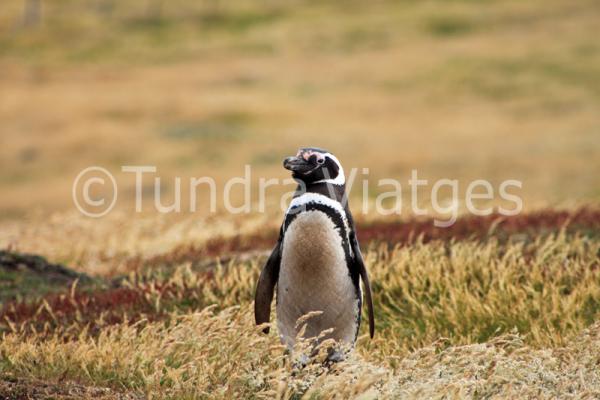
xmin=254 ymin=147 xmax=375 ymax=356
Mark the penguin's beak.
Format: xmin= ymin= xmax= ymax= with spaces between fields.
xmin=283 ymin=156 xmax=313 ymax=173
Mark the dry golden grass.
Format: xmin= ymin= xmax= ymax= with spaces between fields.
xmin=2 ymin=297 xmax=600 ymax=398
xmin=1 ymin=229 xmax=599 ymax=398
xmin=0 ymin=210 xmax=275 ymax=276
xmin=1 ymin=0 xmax=599 ymax=218
xmin=1 ymin=0 xmax=599 ymax=397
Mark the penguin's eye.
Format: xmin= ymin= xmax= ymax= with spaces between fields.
xmin=317 ymin=158 xmax=325 ymax=165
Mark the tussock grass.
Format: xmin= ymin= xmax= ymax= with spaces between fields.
xmin=2 ymin=306 xmax=600 ymax=398
xmin=1 ymin=230 xmax=599 ymax=397
xmin=0 ymin=306 xmax=390 ymax=399
xmin=366 ymin=233 xmax=600 ymax=359
xmin=1 ymin=0 xmax=599 ymax=218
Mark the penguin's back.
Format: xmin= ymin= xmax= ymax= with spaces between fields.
xmin=277 ymin=208 xmax=360 ymax=348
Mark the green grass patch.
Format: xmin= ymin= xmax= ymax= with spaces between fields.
xmin=425 ymin=14 xmax=477 ymax=37
xmin=161 ymin=112 xmax=254 ymax=141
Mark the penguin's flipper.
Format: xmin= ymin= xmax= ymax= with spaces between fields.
xmin=254 ymin=238 xmax=281 ymax=334
xmin=351 ymin=232 xmax=375 ymax=338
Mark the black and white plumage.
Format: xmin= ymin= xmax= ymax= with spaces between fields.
xmin=254 ymin=148 xmax=375 ymax=352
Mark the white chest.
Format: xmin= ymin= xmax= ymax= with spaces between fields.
xmin=277 ymin=210 xmax=360 ymax=348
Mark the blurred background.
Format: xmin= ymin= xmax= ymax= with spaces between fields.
xmin=1 ymin=0 xmax=599 ymax=220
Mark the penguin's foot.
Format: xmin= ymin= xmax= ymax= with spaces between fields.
xmin=291 ymin=353 xmax=310 ymax=371
xmin=325 ymin=348 xmax=347 ymax=363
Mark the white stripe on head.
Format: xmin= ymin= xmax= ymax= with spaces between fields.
xmin=286 ymin=192 xmax=350 ymax=233
xmin=313 ymin=153 xmax=345 ymax=185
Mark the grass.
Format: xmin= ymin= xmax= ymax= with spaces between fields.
xmin=161 ymin=112 xmax=253 ymax=141
xmin=0 ymin=0 xmax=599 ymax=397
xmin=425 ymin=14 xmax=477 ymax=37
xmin=0 ymin=0 xmax=599 ymax=217
xmin=0 ymin=210 xmax=599 ymax=397
xmin=4 ymin=231 xmax=599 ymax=349
xmin=0 ymin=250 xmax=98 ymax=303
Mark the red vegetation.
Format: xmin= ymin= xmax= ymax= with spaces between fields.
xmin=2 ymin=207 xmax=598 ymax=333
xmin=358 ymin=207 xmax=600 ymax=244
xmin=140 ymin=229 xmax=278 ymax=269
xmin=1 ymin=287 xmax=147 ymax=329
xmin=0 ymin=282 xmax=204 ymax=333
xmin=141 ymin=207 xmax=600 ymax=268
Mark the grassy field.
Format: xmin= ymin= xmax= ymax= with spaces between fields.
xmin=0 ymin=0 xmax=599 ymax=218
xmin=1 ymin=0 xmax=600 ymax=398
xmin=1 ymin=209 xmax=599 ymax=398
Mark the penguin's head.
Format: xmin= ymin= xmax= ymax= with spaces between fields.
xmin=283 ymin=147 xmax=345 ymax=185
